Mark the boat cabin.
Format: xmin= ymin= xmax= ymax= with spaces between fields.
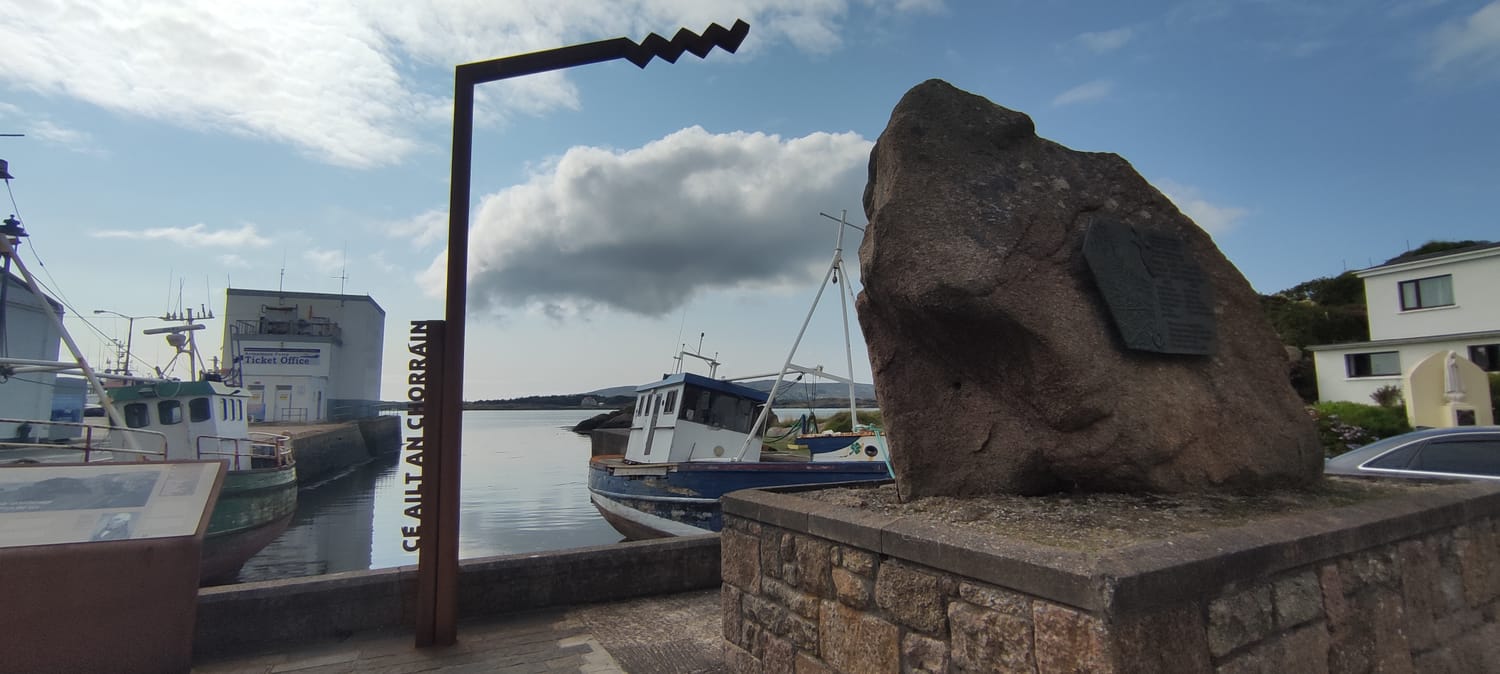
xmin=107 ymin=381 xmax=257 ymax=462
xmin=624 ymin=373 xmax=768 ymax=463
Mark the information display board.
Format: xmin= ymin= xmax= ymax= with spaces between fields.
xmin=0 ymin=461 xmax=221 ymax=548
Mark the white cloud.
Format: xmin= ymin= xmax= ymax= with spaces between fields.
xmin=391 ymin=208 xmax=449 ymax=248
xmin=93 ymin=223 xmax=271 ymax=247
xmin=417 ymin=126 xmax=873 ymax=317
xmin=1052 ymin=80 xmax=1114 ymax=106
xmin=1152 ymin=179 xmax=1248 ymax=235
xmin=0 ymin=1 xmax=934 ymax=168
xmin=303 ymin=249 xmax=345 ymax=272
xmin=1428 ymin=1 xmax=1500 ymax=72
xmin=216 ymin=254 xmax=252 ymax=269
xmin=1072 ymin=28 xmax=1134 ymax=53
xmin=28 ymin=119 xmax=102 ymax=155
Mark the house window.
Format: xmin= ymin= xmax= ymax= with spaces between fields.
xmin=1346 ymin=351 xmax=1400 ymax=378
xmin=1469 ymin=344 xmax=1500 ymax=372
xmin=1398 ymin=275 xmax=1453 ymax=310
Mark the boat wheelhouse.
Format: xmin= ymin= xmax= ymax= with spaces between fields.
xmin=625 ymin=373 xmax=769 ymax=464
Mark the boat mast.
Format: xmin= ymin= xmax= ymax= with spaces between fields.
xmin=730 ymin=211 xmax=863 ymax=460
xmin=0 ymin=211 xmax=138 ymax=448
xmin=822 ymin=210 xmax=864 ymax=429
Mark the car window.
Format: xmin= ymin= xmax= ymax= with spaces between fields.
xmin=1410 ymin=438 xmax=1500 ymax=476
xmin=1365 ymin=442 xmax=1421 ymax=470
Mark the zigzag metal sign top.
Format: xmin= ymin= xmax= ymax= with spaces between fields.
xmin=624 ymin=20 xmax=751 ymax=67
xmin=456 ymin=20 xmax=750 ymax=85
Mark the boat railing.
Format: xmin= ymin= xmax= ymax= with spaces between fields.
xmin=195 ymin=432 xmax=294 ymax=471
xmin=0 ymin=418 xmax=169 ymax=462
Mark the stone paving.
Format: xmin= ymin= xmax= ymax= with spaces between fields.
xmin=193 ymin=589 xmax=722 ymax=674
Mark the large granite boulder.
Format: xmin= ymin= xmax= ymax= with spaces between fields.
xmin=857 ymin=80 xmax=1322 ymax=498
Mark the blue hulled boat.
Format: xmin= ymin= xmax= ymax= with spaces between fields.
xmin=587 ymin=211 xmax=893 ymax=539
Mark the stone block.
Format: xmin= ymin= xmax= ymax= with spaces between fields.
xmin=723 ymin=528 xmax=762 ymax=594
xmin=1032 ymin=601 xmax=1111 ymax=674
xmin=1337 ymin=548 xmax=1397 ymax=591
xmin=795 ymin=535 xmax=835 ymax=597
xmin=948 ymin=600 xmax=1034 ymax=673
xmin=724 ymin=584 xmax=744 ymax=645
xmin=765 ymin=577 xmax=820 ymax=619
xmin=1208 ymin=584 xmax=1274 ymax=657
xmin=796 ymin=651 xmax=833 ymax=674
xmin=832 ymin=567 xmax=873 ymax=609
xmin=1318 ymin=564 xmax=1346 ymax=626
xmin=1110 ymin=602 xmax=1213 ymax=673
xmin=838 ymin=547 xmax=876 ymax=576
xmin=761 ymin=529 xmax=785 ymax=581
xmin=1457 ymin=521 xmax=1500 ymax=607
xmin=723 ymin=639 xmax=759 ymax=674
xmin=1273 ymin=570 xmax=1324 ymax=629
xmin=1397 ymin=537 xmax=1441 ymax=651
xmin=958 ymin=581 xmax=1030 ymax=616
xmin=1327 ymin=587 xmax=1412 ymax=674
xmin=820 ymin=599 xmax=900 ymax=674
xmin=1214 ymin=623 xmax=1330 ymax=674
xmin=746 ymin=594 xmax=792 ymax=634
xmin=764 ymin=633 xmax=796 ymax=674
xmin=742 ymin=621 xmax=766 ymax=660
xmin=875 ymin=560 xmax=947 ymax=634
xmin=901 ymin=632 xmax=950 ymax=673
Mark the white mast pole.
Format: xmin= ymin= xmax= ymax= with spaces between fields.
xmin=731 ymin=215 xmax=845 ymax=461
xmin=0 ymin=235 xmax=139 ymax=450
xmin=827 ymin=210 xmax=859 ymax=428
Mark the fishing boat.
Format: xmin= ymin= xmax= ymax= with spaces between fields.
xmin=588 ymin=211 xmax=893 ymax=538
xmin=0 ymin=168 xmax=295 ymax=584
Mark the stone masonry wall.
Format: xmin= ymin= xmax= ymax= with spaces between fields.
xmin=720 ymin=503 xmax=1500 ymax=673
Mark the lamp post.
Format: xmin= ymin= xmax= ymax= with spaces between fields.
xmin=426 ymin=20 xmax=749 ymax=648
xmin=92 ymin=309 xmax=149 ymax=376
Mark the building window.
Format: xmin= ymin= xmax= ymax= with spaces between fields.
xmin=1346 ymin=351 xmax=1401 ymax=378
xmin=1398 ymin=275 xmax=1453 ymax=310
xmin=1470 ymin=344 xmax=1499 ymax=372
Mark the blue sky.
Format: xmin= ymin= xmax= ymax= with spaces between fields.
xmin=1 ymin=1 xmax=1496 ymax=399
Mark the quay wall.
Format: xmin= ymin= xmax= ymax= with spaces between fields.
xmin=258 ymin=415 xmax=400 ymax=484
xmin=355 ymin=415 xmax=401 ymax=457
xmin=193 ymin=534 xmax=721 ymax=659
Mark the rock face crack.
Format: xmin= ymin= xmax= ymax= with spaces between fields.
xmin=857 ymin=79 xmax=1321 ymax=498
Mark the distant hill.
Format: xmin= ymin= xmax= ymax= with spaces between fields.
xmin=590 ymin=378 xmax=875 ymax=404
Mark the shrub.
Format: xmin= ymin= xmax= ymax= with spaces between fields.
xmin=1309 ymin=401 xmax=1411 ymax=457
xmin=1369 ymin=384 xmax=1403 ymax=408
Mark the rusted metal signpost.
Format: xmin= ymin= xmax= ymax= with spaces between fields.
xmin=421 ymin=20 xmax=750 ymax=647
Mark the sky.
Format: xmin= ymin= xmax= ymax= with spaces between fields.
xmin=1 ymin=0 xmax=1497 ymax=401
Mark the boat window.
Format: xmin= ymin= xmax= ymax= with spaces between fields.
xmin=158 ymin=400 xmax=183 ymax=426
xmin=123 ymin=403 xmax=150 ymax=429
xmin=189 ymin=398 xmax=212 ymax=423
xmin=235 ymin=399 xmax=243 ymax=420
xmin=220 ymin=398 xmax=229 ymax=420
xmin=664 ymin=390 xmax=678 ymax=415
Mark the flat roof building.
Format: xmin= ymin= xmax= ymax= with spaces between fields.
xmin=222 ymin=289 xmax=385 ymax=422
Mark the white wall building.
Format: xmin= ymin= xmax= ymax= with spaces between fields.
xmin=1310 ymin=243 xmax=1500 ymax=404
xmin=0 ymin=272 xmax=64 ymax=438
xmin=222 ymin=289 xmax=385 ymax=422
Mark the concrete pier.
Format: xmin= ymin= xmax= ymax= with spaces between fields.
xmin=253 ymin=415 xmax=400 ymax=484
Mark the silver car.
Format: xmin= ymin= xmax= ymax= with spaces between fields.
xmin=1324 ymin=426 xmax=1500 ymax=481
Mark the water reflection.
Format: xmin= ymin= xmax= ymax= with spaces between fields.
xmin=238 ymin=409 xmax=622 ymax=583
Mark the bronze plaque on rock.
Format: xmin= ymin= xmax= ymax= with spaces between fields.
xmin=1083 ymin=219 xmax=1216 ymax=355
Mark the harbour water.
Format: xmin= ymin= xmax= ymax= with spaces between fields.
xmin=236 ymin=406 xmax=869 ymax=583
xmin=237 ymin=409 xmax=620 ymax=582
